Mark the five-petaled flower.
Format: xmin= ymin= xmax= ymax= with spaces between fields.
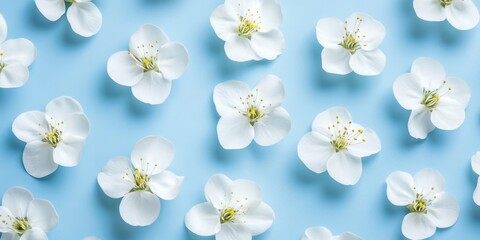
xmin=471 ymin=152 xmax=480 ymax=206
xmin=97 ymin=136 xmax=184 ymax=226
xmin=302 ymin=226 xmax=361 ymax=240
xmin=185 ymin=174 xmax=275 ymax=240
xmin=298 ymin=107 xmax=381 ymax=185
xmin=316 ymin=12 xmax=386 ymax=76
xmin=0 ymin=14 xmax=36 ymax=88
xmin=210 ymin=0 xmax=285 ymax=62
xmin=107 ymin=24 xmax=188 ymax=105
xmin=213 ymin=74 xmax=291 ymax=149
xmin=0 ymin=187 xmax=58 ymax=240
xmin=12 ymin=96 xmax=90 ymax=178
xmin=386 ymin=169 xmax=460 ymax=240
xmin=413 ymin=0 xmax=479 ymax=30
xmin=393 ymin=57 xmax=470 ymax=139
xmin=34 ymin=0 xmax=102 ymax=37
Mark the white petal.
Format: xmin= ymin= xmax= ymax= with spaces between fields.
xmin=349 ymin=49 xmax=386 ymax=76
xmin=0 ymin=207 xmax=14 ymax=233
xmin=316 ymin=18 xmax=344 ymax=48
xmin=23 ymin=141 xmax=58 ymax=178
xmin=225 ymin=0 xmax=259 ymax=14
xmin=27 ymin=199 xmax=58 ymax=231
xmin=119 ymin=191 xmax=160 ymax=227
xmin=19 ymin=228 xmax=47 ymax=240
xmin=413 ymin=0 xmax=447 ymax=21
xmin=66 ymin=2 xmax=102 ymax=37
xmin=52 ymin=135 xmax=85 ymax=167
xmin=34 ymin=0 xmax=65 ymax=21
xmin=428 ymin=192 xmax=459 ymax=228
xmin=0 ymin=63 xmax=29 ymax=88
xmin=335 ymin=232 xmax=362 ymax=240
xmin=259 ymin=0 xmax=282 ymax=30
xmin=210 ymin=4 xmax=239 ymax=41
xmin=229 ymin=179 xmax=262 ymax=209
xmin=216 ymin=224 xmax=251 ymax=240
xmin=129 ymin=24 xmax=169 ymax=56
xmin=401 ymin=213 xmax=436 ymax=240
xmin=250 ymin=29 xmax=284 ymax=60
xmin=414 ymin=168 xmax=445 ymax=194
xmin=431 ymin=100 xmax=465 ymax=130
xmin=224 ymin=35 xmax=259 ymax=62
xmin=97 ymin=157 xmax=135 ymax=199
xmin=149 ymin=171 xmax=184 ymax=200
xmin=131 ymin=71 xmax=172 ymax=105
xmin=445 ymin=0 xmax=479 ymax=30
xmin=471 ymin=152 xmax=480 ymax=175
xmin=0 ymin=232 xmax=18 ymax=240
xmin=393 ymin=73 xmax=424 ymax=110
xmin=62 ymin=113 xmax=90 ymax=139
xmin=156 ymin=42 xmax=188 ymax=80
xmin=321 ymin=45 xmax=352 ymax=75
xmin=217 ymin=115 xmax=254 ymax=149
xmin=131 ymin=136 xmax=174 ymax=175
xmin=312 ymin=106 xmax=352 ymax=133
xmin=45 ymin=96 xmax=84 ymax=121
xmin=302 ymin=226 xmax=332 ymax=240
xmin=2 ymin=187 xmax=33 ymax=218
xmin=348 ymin=13 xmax=385 ymax=51
xmin=205 ymin=174 xmax=233 ymax=209
xmin=236 ymin=202 xmax=274 ymax=235
xmin=213 ymin=80 xmax=251 ymax=117
xmin=347 ymin=127 xmax=381 ymax=158
xmin=12 ymin=111 xmax=48 ymax=143
xmin=0 ymin=14 xmax=6 ymax=43
xmin=385 ymin=171 xmax=415 ymax=206
xmin=297 ymin=132 xmax=335 ymax=173
xmin=253 ymin=74 xmax=285 ymax=111
xmin=253 ymin=107 xmax=290 ymax=146
xmin=326 ymin=152 xmax=362 ymax=185
xmin=411 ymin=57 xmax=446 ymax=90
xmin=474 ymin=178 xmax=480 ymax=206
xmin=1 ymin=39 xmax=36 ymax=66
xmin=408 ymin=106 xmax=435 ymax=139
xmin=184 ymin=202 xmax=221 ymax=236
xmin=107 ymin=51 xmax=144 ymax=87
xmin=442 ymin=77 xmax=471 ymax=108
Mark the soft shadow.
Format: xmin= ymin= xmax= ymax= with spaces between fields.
xmin=0 ymin=88 xmax=14 ymax=107
xmin=127 ymin=96 xmax=157 ymax=118
xmin=184 ymin=226 xmax=208 ymax=240
xmin=62 ymin=23 xmax=92 ymax=46
xmin=100 ymin=72 xmax=130 ymax=100
xmin=5 ymin=130 xmax=24 ymax=170
xmin=29 ymin=3 xmax=55 ymax=29
xmin=95 ymin=185 xmax=134 ymax=239
xmin=291 ymin=151 xmax=320 ymax=184
xmin=439 ymin=20 xmax=470 ymax=45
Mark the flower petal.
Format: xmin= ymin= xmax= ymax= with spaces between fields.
xmin=224 ymin=35 xmax=259 ymax=62
xmin=12 ymin=111 xmax=48 ymax=143
xmin=302 ymin=226 xmax=332 ymax=240
xmin=385 ymin=171 xmax=415 ymax=206
xmin=131 ymin=136 xmax=174 ymax=175
xmin=312 ymin=106 xmax=352 ymax=133
xmin=298 ymin=132 xmax=335 ymax=173
xmin=131 ymin=71 xmax=172 ymax=105
xmin=253 ymin=107 xmax=290 ymax=146
xmin=66 ymin=2 xmax=102 ymax=37
xmin=0 ymin=63 xmax=29 ymax=88
xmin=408 ymin=106 xmax=435 ymax=139
xmin=205 ymin=174 xmax=233 ymax=209
xmin=213 ymin=80 xmax=251 ymax=117
xmin=431 ymin=100 xmax=465 ymax=130
xmin=210 ymin=4 xmax=239 ymax=41
xmin=349 ymin=49 xmax=386 ymax=76
xmin=428 ymin=192 xmax=459 ymax=228
xmin=250 ymin=29 xmax=284 ymax=60
xmin=107 ymin=51 xmax=144 ymax=87
xmin=1 ymin=39 xmax=36 ymax=66
xmin=347 ymin=127 xmax=381 ymax=158
xmin=472 ymin=152 xmax=480 ymax=175
xmin=156 ymin=42 xmax=188 ymax=80
xmin=393 ymin=73 xmax=424 ymax=110
xmin=62 ymin=112 xmax=90 ymax=139
xmin=321 ymin=45 xmax=352 ymax=75
xmin=34 ymin=0 xmax=65 ymax=21
xmin=326 ymin=152 xmax=362 ymax=185
xmin=149 ymin=171 xmax=184 ymax=200
xmin=348 ymin=12 xmax=385 ymax=51
xmin=335 ymin=232 xmax=362 ymax=240
xmin=216 ymin=224 xmax=251 ymax=240
xmin=27 ymin=199 xmax=58 ymax=231
xmin=184 ymin=202 xmax=221 ymax=236
xmin=253 ymin=74 xmax=285 ymax=111
xmin=411 ymin=57 xmax=446 ymax=90
xmin=19 ymin=228 xmax=47 ymax=240
xmin=130 ymin=24 xmax=169 ymax=56
xmin=401 ymin=213 xmax=436 ymax=240
xmin=2 ymin=187 xmax=33 ymax=218
xmin=23 ymin=141 xmax=58 ymax=178
xmin=445 ymin=0 xmax=479 ymax=30
xmin=45 ymin=96 xmax=84 ymax=121
xmin=0 ymin=14 xmax=6 ymax=43
xmin=442 ymin=77 xmax=471 ymax=109
xmin=236 ymin=202 xmax=274 ymax=235
xmin=97 ymin=157 xmax=135 ymax=199
xmin=0 ymin=207 xmax=14 ymax=233
xmin=229 ymin=179 xmax=262 ymax=209
xmin=217 ymin=115 xmax=254 ymax=149
xmin=316 ymin=18 xmax=344 ymax=48
xmin=474 ymin=178 xmax=480 ymax=206
xmin=414 ymin=168 xmax=445 ymax=194
xmin=53 ymin=135 xmax=85 ymax=167
xmin=413 ymin=0 xmax=447 ymax=21
xmin=259 ymin=0 xmax=282 ymax=30
xmin=119 ymin=191 xmax=160 ymax=227
xmin=0 ymin=232 xmax=17 ymax=240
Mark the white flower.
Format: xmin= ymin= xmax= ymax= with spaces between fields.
xmin=413 ymin=0 xmax=479 ymax=30
xmin=297 ymin=107 xmax=381 ymax=185
xmin=12 ymin=96 xmax=90 ymax=178
xmin=107 ymin=24 xmax=188 ymax=105
xmin=302 ymin=226 xmax=361 ymax=240
xmin=210 ymin=0 xmax=284 ymax=62
xmin=393 ymin=57 xmax=470 ymax=139
xmin=386 ymin=169 xmax=460 ymax=240
xmin=316 ymin=12 xmax=386 ymax=76
xmin=185 ymin=174 xmax=274 ymax=240
xmin=97 ymin=136 xmax=184 ymax=226
xmin=213 ymin=75 xmax=291 ymax=149
xmin=34 ymin=0 xmax=102 ymax=37
xmin=0 ymin=187 xmax=58 ymax=240
xmin=471 ymin=152 xmax=480 ymax=205
xmin=0 ymin=14 xmax=36 ymax=88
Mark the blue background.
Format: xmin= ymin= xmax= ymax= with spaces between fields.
xmin=0 ymin=0 xmax=479 ymax=239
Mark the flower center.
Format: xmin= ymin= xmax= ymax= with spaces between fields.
xmin=440 ymin=0 xmax=453 ymax=7
xmin=42 ymin=123 xmax=63 ymax=148
xmin=237 ymin=16 xmax=260 ymax=40
xmin=407 ymin=193 xmax=432 ymax=214
xmin=420 ymin=80 xmax=451 ymax=110
xmin=133 ymin=168 xmax=150 ymax=191
xmin=235 ymin=89 xmax=270 ymax=126
xmin=65 ymin=0 xmax=75 ymax=3
xmin=0 ymin=52 xmax=5 ymax=71
xmin=339 ymin=17 xmax=366 ymax=54
xmin=12 ymin=218 xmax=31 ymax=236
xmin=220 ymin=207 xmax=237 ymax=224
xmin=328 ymin=115 xmax=365 ymax=152
xmin=129 ymin=42 xmax=160 ymax=72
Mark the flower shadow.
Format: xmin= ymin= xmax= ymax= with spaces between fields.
xmin=62 ymin=23 xmax=93 ymax=46
xmin=4 ymin=129 xmax=24 ymax=170
xmin=183 ymin=229 xmax=209 ymax=240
